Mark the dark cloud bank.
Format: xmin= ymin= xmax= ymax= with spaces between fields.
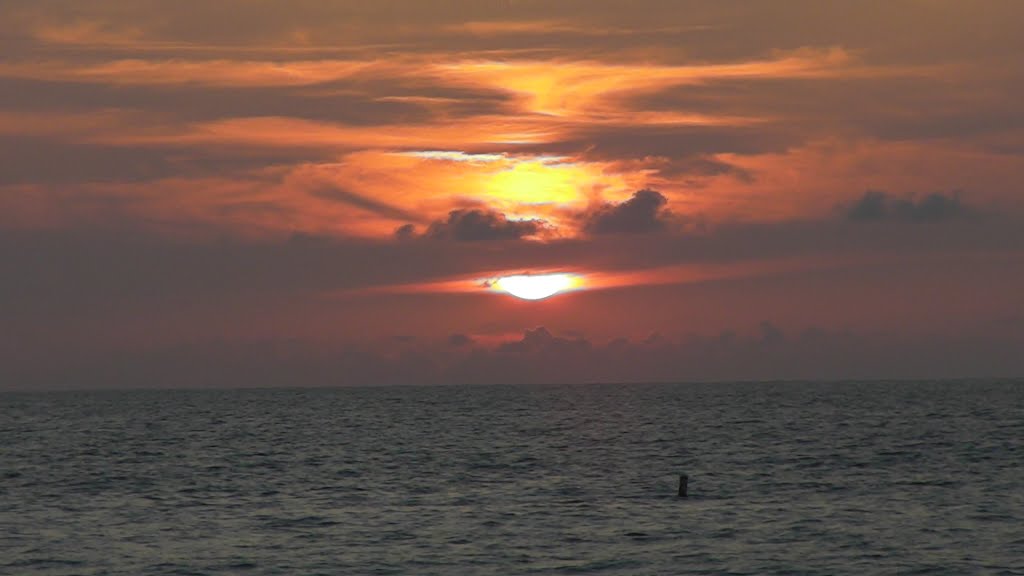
xmin=7 ymin=322 xmax=1023 ymax=391
xmin=397 ymin=189 xmax=674 ymax=242
xmin=395 ymin=208 xmax=549 ymax=241
xmin=3 ymin=192 xmax=1023 ymax=390
xmin=424 ymin=208 xmax=548 ymax=241
xmin=583 ymin=189 xmax=671 ymax=235
xmin=844 ymin=191 xmax=973 ymax=222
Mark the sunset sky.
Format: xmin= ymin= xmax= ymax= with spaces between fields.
xmin=3 ymin=0 xmax=1023 ymax=388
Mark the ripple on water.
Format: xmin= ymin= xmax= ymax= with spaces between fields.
xmin=0 ymin=380 xmax=1022 ymax=575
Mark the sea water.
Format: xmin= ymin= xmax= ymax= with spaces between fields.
xmin=2 ymin=380 xmax=1022 ymax=575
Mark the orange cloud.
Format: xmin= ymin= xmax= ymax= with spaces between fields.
xmin=32 ymin=20 xmax=146 ymax=46
xmin=93 ymin=114 xmax=561 ymax=151
xmin=0 ymin=15 xmax=986 ymax=243
xmin=0 ymin=110 xmax=143 ymax=138
xmin=432 ymin=48 xmax=861 ymax=118
xmin=0 ymin=58 xmax=402 ymax=87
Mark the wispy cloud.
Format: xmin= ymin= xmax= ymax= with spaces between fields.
xmin=0 ymin=58 xmax=401 ymax=87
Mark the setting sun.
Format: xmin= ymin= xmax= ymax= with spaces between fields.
xmin=494 ymin=273 xmax=580 ymax=300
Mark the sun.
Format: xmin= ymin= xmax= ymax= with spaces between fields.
xmin=494 ymin=273 xmax=579 ymax=300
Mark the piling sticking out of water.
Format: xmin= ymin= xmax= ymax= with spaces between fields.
xmin=678 ymin=474 xmax=689 ymax=498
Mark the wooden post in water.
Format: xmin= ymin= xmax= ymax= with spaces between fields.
xmin=678 ymin=474 xmax=689 ymax=498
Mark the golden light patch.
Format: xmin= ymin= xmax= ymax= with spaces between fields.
xmin=485 ymin=161 xmax=587 ymax=205
xmin=383 ymin=151 xmax=639 ymax=233
xmin=494 ymin=273 xmax=581 ymax=300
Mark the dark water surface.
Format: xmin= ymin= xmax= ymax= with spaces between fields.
xmin=2 ymin=380 xmax=1022 ymax=575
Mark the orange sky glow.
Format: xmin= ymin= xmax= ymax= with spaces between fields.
xmin=2 ymin=0 xmax=1023 ymax=386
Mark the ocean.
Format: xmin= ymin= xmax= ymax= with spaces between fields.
xmin=1 ymin=380 xmax=1021 ymax=575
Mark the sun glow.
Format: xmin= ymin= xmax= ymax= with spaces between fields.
xmin=485 ymin=161 xmax=590 ymax=205
xmin=494 ymin=273 xmax=580 ymax=300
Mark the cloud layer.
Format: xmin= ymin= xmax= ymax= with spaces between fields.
xmin=2 ymin=1 xmax=1024 ymax=387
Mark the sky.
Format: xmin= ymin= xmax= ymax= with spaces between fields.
xmin=2 ymin=0 xmax=1023 ymax=389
